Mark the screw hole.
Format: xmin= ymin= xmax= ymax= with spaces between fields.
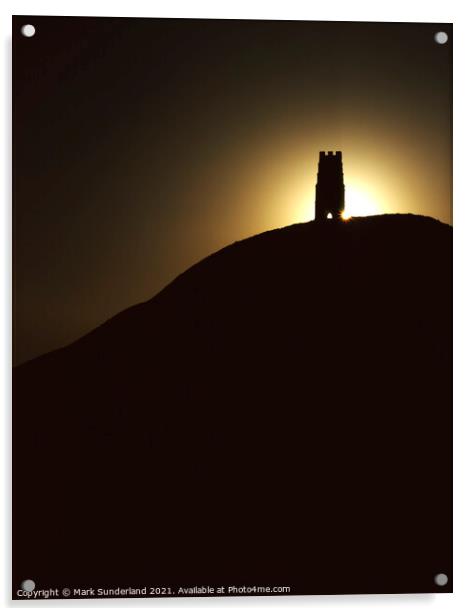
xmin=434 ymin=573 xmax=448 ymax=587
xmin=434 ymin=31 xmax=448 ymax=45
xmin=21 ymin=579 xmax=36 ymax=591
xmin=21 ymin=24 xmax=36 ymax=38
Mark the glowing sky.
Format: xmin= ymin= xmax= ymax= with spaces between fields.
xmin=13 ymin=17 xmax=452 ymax=363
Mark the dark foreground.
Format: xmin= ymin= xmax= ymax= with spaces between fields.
xmin=13 ymin=214 xmax=452 ymax=598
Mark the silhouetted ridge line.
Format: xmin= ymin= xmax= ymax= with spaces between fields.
xmin=16 ymin=213 xmax=450 ymax=369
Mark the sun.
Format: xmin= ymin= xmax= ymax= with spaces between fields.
xmin=290 ymin=178 xmax=383 ymax=225
xmin=343 ymin=184 xmax=381 ymax=219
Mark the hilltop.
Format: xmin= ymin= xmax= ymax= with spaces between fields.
xmin=13 ymin=214 xmax=452 ymax=595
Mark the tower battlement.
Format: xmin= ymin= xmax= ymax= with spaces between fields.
xmin=320 ymin=150 xmax=342 ymax=158
xmin=315 ymin=151 xmax=345 ymax=220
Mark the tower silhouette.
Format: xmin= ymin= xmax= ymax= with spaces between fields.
xmin=315 ymin=151 xmax=345 ymax=220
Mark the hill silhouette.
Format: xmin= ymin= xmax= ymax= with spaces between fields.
xmin=13 ymin=214 xmax=452 ymax=596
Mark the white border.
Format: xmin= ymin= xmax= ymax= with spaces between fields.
xmin=2 ymin=1 xmax=471 ymax=614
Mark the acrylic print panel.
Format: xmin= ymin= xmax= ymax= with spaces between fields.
xmin=12 ymin=16 xmax=452 ymax=599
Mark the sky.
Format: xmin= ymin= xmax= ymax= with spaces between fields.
xmin=13 ymin=17 xmax=452 ymax=364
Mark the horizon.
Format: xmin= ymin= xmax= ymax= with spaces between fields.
xmin=14 ymin=212 xmax=451 ymax=366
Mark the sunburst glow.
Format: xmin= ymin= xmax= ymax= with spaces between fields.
xmin=343 ymin=185 xmax=382 ymax=219
xmin=289 ymin=178 xmax=383 ymax=225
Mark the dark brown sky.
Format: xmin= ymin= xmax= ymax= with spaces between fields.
xmin=13 ymin=17 xmax=452 ymax=364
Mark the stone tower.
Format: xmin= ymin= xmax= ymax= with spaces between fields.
xmin=315 ymin=151 xmax=345 ymax=220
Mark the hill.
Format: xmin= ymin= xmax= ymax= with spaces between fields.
xmin=13 ymin=214 xmax=452 ymax=596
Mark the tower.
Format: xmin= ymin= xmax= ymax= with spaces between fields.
xmin=315 ymin=151 xmax=345 ymax=220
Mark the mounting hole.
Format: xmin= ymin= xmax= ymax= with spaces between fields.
xmin=434 ymin=31 xmax=448 ymax=45
xmin=434 ymin=573 xmax=448 ymax=587
xmin=21 ymin=24 xmax=36 ymax=38
xmin=21 ymin=579 xmax=36 ymax=591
